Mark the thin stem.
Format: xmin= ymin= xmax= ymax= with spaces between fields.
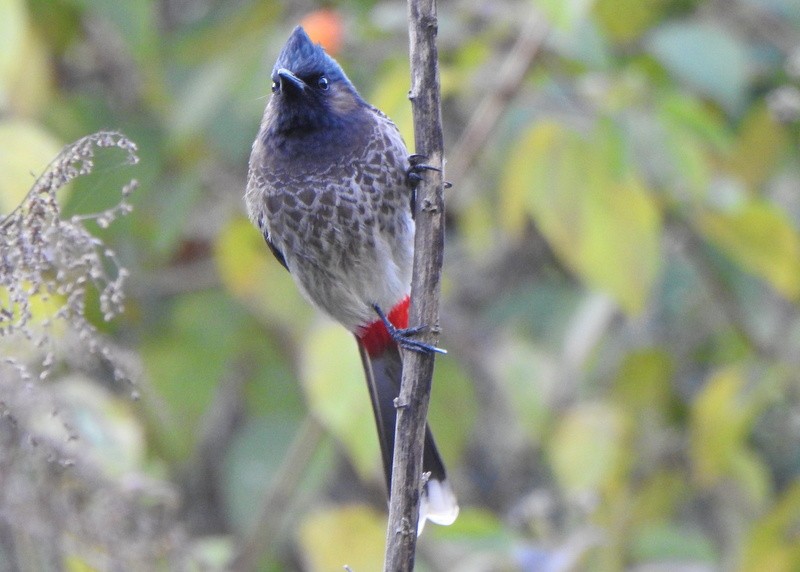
xmin=383 ymin=0 xmax=447 ymax=570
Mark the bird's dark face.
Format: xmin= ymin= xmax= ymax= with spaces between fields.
xmin=267 ymin=26 xmax=365 ymax=136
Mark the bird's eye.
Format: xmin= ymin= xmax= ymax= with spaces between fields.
xmin=317 ymin=76 xmax=329 ymax=90
xmin=271 ymin=80 xmax=280 ymax=93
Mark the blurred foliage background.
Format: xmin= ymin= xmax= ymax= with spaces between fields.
xmin=1 ymin=0 xmax=800 ymax=570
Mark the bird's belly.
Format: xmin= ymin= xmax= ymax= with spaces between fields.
xmin=269 ymin=204 xmax=413 ymax=332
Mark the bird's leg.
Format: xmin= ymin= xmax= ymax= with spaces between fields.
xmin=373 ymin=304 xmax=447 ymax=355
xmin=407 ymin=154 xmax=452 ymax=189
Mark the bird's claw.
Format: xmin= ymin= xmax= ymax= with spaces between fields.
xmin=373 ymin=304 xmax=448 ymax=355
xmin=407 ymin=154 xmax=453 ymax=189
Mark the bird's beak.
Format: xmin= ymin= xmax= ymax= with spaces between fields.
xmin=276 ymin=68 xmax=306 ymax=94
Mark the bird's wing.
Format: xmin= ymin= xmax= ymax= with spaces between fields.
xmin=264 ymin=231 xmax=289 ymax=271
xmin=254 ymin=211 xmax=289 ymax=272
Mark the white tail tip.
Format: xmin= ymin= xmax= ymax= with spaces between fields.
xmin=418 ymin=478 xmax=459 ymax=535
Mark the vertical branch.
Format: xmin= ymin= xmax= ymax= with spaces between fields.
xmin=383 ymin=0 xmax=445 ymax=570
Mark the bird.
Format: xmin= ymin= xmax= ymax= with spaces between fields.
xmin=245 ymin=25 xmax=458 ymax=534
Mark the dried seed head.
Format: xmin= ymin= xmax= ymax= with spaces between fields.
xmin=0 ymin=131 xmax=139 ymax=386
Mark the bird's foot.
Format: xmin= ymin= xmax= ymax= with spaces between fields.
xmin=407 ymin=154 xmax=452 ymax=189
xmin=373 ymin=304 xmax=447 ymax=355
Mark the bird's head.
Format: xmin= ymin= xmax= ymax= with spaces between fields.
xmin=268 ymin=26 xmax=365 ymax=135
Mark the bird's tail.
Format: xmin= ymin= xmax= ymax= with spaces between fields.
xmin=356 ymin=302 xmax=459 ymax=534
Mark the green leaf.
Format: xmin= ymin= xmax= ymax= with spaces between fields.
xmin=221 ymin=416 xmax=300 ymax=533
xmin=548 ymin=401 xmax=627 ymax=493
xmin=141 ymin=290 xmax=245 ymax=461
xmin=658 ymin=91 xmax=732 ymax=154
xmin=651 ymin=91 xmax=731 ymax=198
xmin=594 ymin=0 xmax=667 ymax=42
xmin=168 ymin=56 xmax=238 ymax=143
xmin=185 ymin=537 xmax=234 ymax=571
xmin=696 ymin=200 xmax=800 ymax=300
xmin=535 ymin=0 xmax=596 ymax=32
xmin=428 ymin=507 xmax=509 ymax=541
xmin=72 ymin=0 xmax=158 ymax=63
xmin=503 ymin=120 xmax=661 ymax=313
xmin=647 ymin=21 xmax=751 ymax=114
xmin=496 ymin=339 xmax=558 ymax=441
xmin=300 ymin=322 xmax=379 ymax=481
xmin=630 ymin=522 xmax=717 ymax=562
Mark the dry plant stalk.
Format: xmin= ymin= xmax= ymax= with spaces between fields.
xmin=0 ymin=131 xmax=139 ymax=386
xmin=384 ymin=0 xmax=447 ymax=569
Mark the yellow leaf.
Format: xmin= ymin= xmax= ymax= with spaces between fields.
xmin=503 ymin=120 xmax=661 ymax=313
xmin=697 ymin=201 xmax=800 ymax=300
xmin=730 ymin=449 xmax=771 ymax=510
xmin=298 ymin=505 xmax=386 ymax=572
xmin=613 ymin=349 xmax=674 ymax=413
xmin=631 ymin=471 xmax=688 ymax=524
xmin=0 ymin=0 xmax=53 ymax=116
xmin=301 ymin=322 xmax=379 ymax=481
xmin=460 ymin=194 xmax=496 ymax=257
xmin=548 ymin=401 xmax=627 ymax=494
xmin=728 ymin=104 xmax=789 ymax=190
xmin=0 ymin=119 xmax=64 ymax=212
xmin=740 ymin=482 xmax=800 ymax=572
xmin=369 ymin=59 xmax=413 ymax=148
xmin=689 ymin=367 xmax=748 ymax=487
xmin=500 ymin=121 xmax=554 ymax=237
xmin=213 ymin=216 xmax=311 ymax=334
xmin=65 ymin=556 xmax=100 ymax=572
xmin=0 ymin=284 xmax=64 ymax=324
xmin=0 ymin=0 xmax=26 ymax=106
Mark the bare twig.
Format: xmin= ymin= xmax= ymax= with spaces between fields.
xmin=383 ymin=1 xmax=446 ymax=570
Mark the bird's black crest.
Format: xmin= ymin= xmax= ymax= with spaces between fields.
xmin=273 ymin=26 xmax=348 ymax=85
xmin=266 ymin=25 xmax=369 ymax=142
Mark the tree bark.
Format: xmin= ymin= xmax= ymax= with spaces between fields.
xmin=383 ymin=0 xmax=446 ymax=570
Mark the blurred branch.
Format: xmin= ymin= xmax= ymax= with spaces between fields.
xmin=707 ymin=0 xmax=799 ymax=53
xmin=229 ymin=415 xmax=326 ymax=572
xmin=448 ymin=11 xmax=549 ymax=193
xmin=384 ymin=0 xmax=447 ymax=569
xmin=136 ymin=259 xmax=220 ymax=298
xmin=182 ymin=362 xmax=249 ymax=534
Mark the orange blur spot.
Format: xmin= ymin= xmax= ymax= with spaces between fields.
xmin=300 ymin=9 xmax=344 ymax=55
